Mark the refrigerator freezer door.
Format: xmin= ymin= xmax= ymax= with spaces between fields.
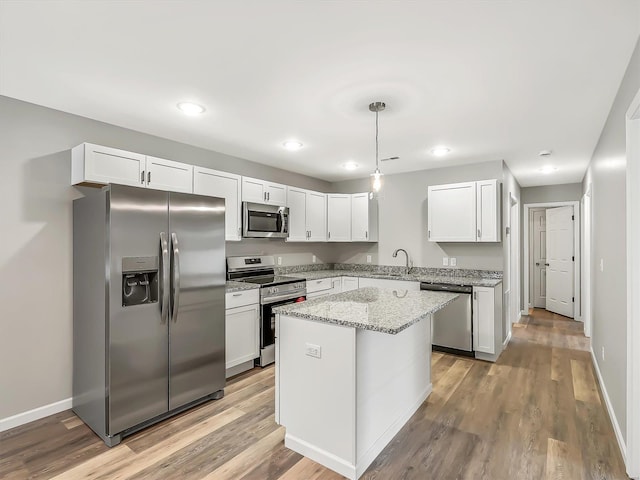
xmin=108 ymin=185 xmax=170 ymax=434
xmin=168 ymin=192 xmax=226 ymax=409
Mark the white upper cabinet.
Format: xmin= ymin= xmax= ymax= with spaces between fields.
xmin=286 ymin=187 xmax=327 ymax=242
xmin=71 ymin=143 xmax=193 ymax=193
xmin=327 ymin=194 xmax=352 ymax=242
xmin=72 ymin=143 xmax=145 ymax=187
xmin=428 ymin=182 xmax=476 ymax=242
xmin=145 ymin=156 xmax=193 ymax=193
xmin=351 ymin=192 xmax=378 ymax=242
xmin=242 ymin=176 xmax=287 ymax=205
xmin=476 ymin=179 xmax=501 ymax=242
xmin=286 ymin=187 xmax=308 ymax=242
xmin=307 ymin=190 xmax=327 ymax=241
xmin=193 ymin=167 xmax=242 ymax=241
xmin=428 ymin=180 xmax=501 ymax=242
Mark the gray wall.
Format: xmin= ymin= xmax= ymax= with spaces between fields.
xmin=332 ymin=160 xmax=506 ymax=270
xmin=521 ymin=183 xmax=583 ymax=205
xmin=582 ymin=38 xmax=640 ymax=443
xmin=0 ymin=95 xmax=336 ymax=420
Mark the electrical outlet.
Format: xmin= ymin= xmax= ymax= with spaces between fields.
xmin=367 ymin=255 xmax=372 ymax=263
xmin=450 ymin=257 xmax=457 ymax=267
xmin=600 ymin=258 xmax=604 ymax=272
xmin=305 ymin=343 xmax=321 ymax=359
xmin=442 ymin=257 xmax=449 ymax=266
xmin=602 ymin=346 xmax=605 ymax=361
xmin=312 ymin=255 xmax=316 ymax=263
xmin=277 ymin=256 xmax=282 ymax=266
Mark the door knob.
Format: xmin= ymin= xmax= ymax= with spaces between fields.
xmin=535 ymin=262 xmax=540 ymax=266
xmin=545 ymin=263 xmax=550 ymax=266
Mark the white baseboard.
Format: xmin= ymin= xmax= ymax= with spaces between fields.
xmin=520 ymin=310 xmax=528 ymax=317
xmin=285 ymin=434 xmax=357 ymax=479
xmin=0 ymin=397 xmax=72 ymax=433
xmin=590 ymin=348 xmax=627 ymax=463
xmin=503 ymin=331 xmax=512 ymax=349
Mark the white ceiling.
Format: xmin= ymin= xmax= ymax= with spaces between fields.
xmin=1 ymin=1 xmax=638 ymax=187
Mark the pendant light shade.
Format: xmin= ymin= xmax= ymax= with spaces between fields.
xmin=369 ymin=101 xmax=386 ymax=193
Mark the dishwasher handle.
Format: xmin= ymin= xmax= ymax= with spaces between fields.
xmin=420 ymin=282 xmax=473 ymax=294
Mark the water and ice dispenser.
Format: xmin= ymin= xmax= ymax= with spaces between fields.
xmin=121 ymin=256 xmax=159 ymax=307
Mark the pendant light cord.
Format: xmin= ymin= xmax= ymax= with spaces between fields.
xmin=375 ymin=110 xmax=379 ymax=170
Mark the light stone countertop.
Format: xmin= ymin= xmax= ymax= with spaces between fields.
xmin=225 ymin=280 xmax=260 ymax=293
xmin=286 ymin=269 xmax=503 ymax=287
xmin=274 ymin=287 xmax=459 ymax=334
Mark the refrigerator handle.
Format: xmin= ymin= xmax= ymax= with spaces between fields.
xmin=170 ymin=232 xmax=181 ymax=323
xmin=159 ymin=232 xmax=170 ymax=324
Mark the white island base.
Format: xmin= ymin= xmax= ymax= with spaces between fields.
xmin=275 ymin=313 xmax=432 ymax=479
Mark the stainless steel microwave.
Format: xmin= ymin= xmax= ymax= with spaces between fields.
xmin=242 ymin=202 xmax=289 ymax=238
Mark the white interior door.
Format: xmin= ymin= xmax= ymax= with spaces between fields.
xmin=546 ymin=206 xmax=574 ymax=318
xmin=532 ymin=210 xmax=547 ymax=308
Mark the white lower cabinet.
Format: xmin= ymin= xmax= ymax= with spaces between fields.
xmin=306 ymin=277 xmax=342 ymax=299
xmin=225 ymin=290 xmax=260 ymax=377
xmin=341 ymin=277 xmax=359 ymax=292
xmin=472 ymin=284 xmax=503 ymax=360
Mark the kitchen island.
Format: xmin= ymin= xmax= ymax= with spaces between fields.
xmin=274 ymin=287 xmax=458 ymax=480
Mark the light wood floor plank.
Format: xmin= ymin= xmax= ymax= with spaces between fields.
xmin=571 ymin=359 xmax=601 ymax=404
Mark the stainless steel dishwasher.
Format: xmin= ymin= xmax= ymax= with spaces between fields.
xmin=420 ymin=282 xmax=473 ymax=357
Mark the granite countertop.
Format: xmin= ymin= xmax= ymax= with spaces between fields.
xmin=274 ymin=287 xmax=459 ymax=334
xmin=286 ymin=269 xmax=502 ymax=287
xmin=225 ymin=280 xmax=260 ymax=293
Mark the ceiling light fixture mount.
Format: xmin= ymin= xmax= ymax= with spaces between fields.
xmin=431 ymin=146 xmax=451 ymax=157
xmin=342 ymin=161 xmax=359 ymax=171
xmin=283 ymin=140 xmax=303 ymax=151
xmin=177 ymin=102 xmax=206 ymax=115
xmin=369 ymin=101 xmax=386 ymax=193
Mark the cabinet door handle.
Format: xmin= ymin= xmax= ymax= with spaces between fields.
xmin=141 ymin=170 xmax=145 ymax=184
xmin=328 ymin=231 xmax=331 ymax=240
xmin=238 ymin=227 xmax=241 ymax=237
xmin=428 ymin=230 xmax=431 ymax=239
xmin=477 ymin=229 xmax=481 ymax=239
xmin=365 ymin=231 xmax=368 ymax=239
xmin=148 ymin=171 xmax=151 ymax=184
xmin=473 ymin=292 xmax=477 ymax=300
xmin=232 ymin=293 xmax=242 ymax=297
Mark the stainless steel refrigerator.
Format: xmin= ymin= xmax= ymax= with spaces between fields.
xmin=73 ymin=184 xmax=226 ymax=446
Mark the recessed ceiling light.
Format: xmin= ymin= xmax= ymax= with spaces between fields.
xmin=283 ymin=141 xmax=303 ymax=151
xmin=177 ymin=102 xmax=206 ymax=115
xmin=539 ymin=165 xmax=558 ymax=174
xmin=342 ymin=161 xmax=359 ymax=171
xmin=431 ymin=146 xmax=451 ymax=157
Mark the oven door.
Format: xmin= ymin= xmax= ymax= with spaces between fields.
xmin=243 ymin=202 xmax=289 ymax=238
xmin=261 ymin=295 xmax=306 ymax=349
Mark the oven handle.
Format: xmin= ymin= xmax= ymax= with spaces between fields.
xmin=262 ymin=293 xmax=306 ymax=305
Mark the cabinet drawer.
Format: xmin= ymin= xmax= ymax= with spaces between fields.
xmin=306 ymin=278 xmax=333 ymax=294
xmin=226 ymin=289 xmax=259 ymax=309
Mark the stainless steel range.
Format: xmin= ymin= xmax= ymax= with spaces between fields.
xmin=227 ymin=256 xmax=306 ymax=367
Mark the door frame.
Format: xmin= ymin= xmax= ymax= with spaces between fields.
xmin=625 ymin=86 xmax=640 ymax=479
xmin=529 ymin=207 xmax=548 ymax=309
xmin=523 ymin=201 xmax=580 ymax=319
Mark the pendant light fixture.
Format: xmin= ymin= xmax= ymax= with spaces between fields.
xmin=369 ymin=101 xmax=385 ymax=193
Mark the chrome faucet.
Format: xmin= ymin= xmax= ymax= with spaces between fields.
xmin=392 ymin=248 xmax=411 ymax=274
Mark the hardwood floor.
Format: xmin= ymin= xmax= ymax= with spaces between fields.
xmin=0 ymin=308 xmax=628 ymax=479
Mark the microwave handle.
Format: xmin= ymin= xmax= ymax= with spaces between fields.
xmin=279 ymin=210 xmax=286 ymax=234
